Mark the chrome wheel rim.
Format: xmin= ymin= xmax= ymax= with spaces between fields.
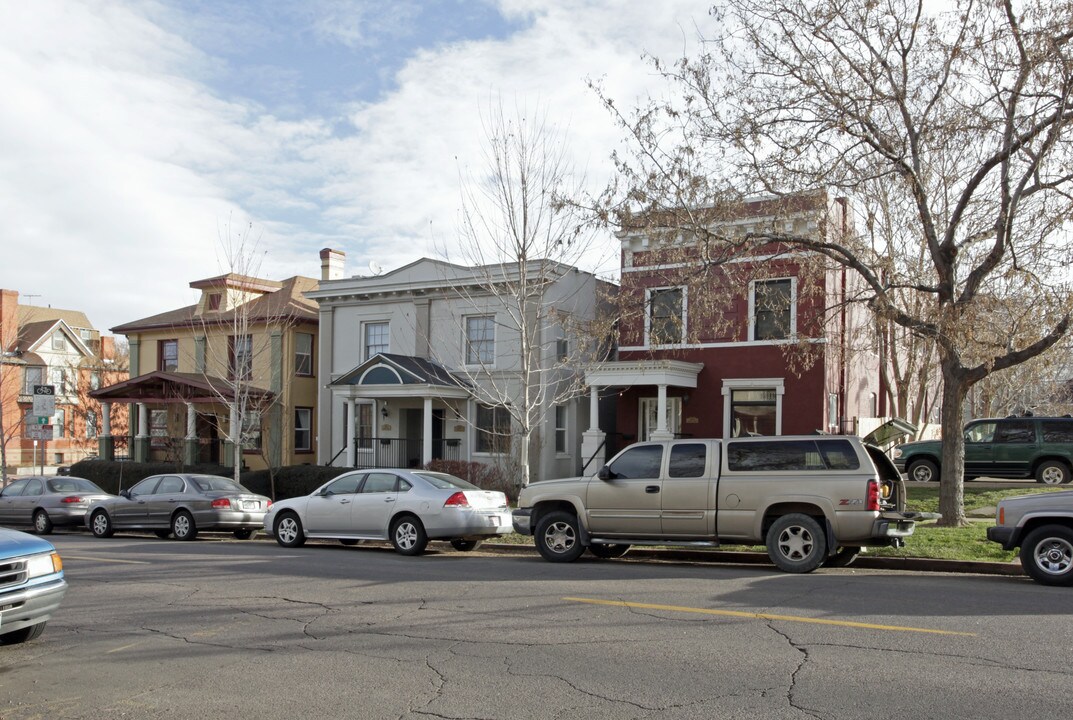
xmin=395 ymin=522 xmax=418 ymax=550
xmin=543 ymin=521 xmax=576 ymax=554
xmin=1033 ymin=537 xmax=1073 ymax=576
xmin=1040 ymin=466 xmax=1066 ymax=485
xmin=173 ymin=515 xmax=191 ymax=537
xmin=92 ymin=513 xmax=109 ymax=535
xmin=777 ymin=525 xmax=814 ymax=561
xmin=34 ymin=512 xmax=48 ymax=532
xmin=278 ymin=517 xmax=298 ymax=544
xmin=911 ymin=465 xmax=933 ymax=482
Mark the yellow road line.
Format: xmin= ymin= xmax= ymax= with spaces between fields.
xmin=107 ymin=642 xmax=143 ymax=654
xmin=62 ymin=555 xmax=149 ymax=565
xmin=563 ymin=597 xmax=976 ymax=636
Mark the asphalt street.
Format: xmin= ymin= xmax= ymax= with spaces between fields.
xmin=3 ymin=531 xmax=1071 ymax=720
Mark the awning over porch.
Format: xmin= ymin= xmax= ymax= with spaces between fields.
xmin=89 ymin=370 xmax=273 ymax=403
xmin=330 ymin=353 xmax=471 ymax=399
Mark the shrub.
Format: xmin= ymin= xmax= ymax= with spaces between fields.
xmin=425 ymin=459 xmax=520 ymax=502
xmin=240 ymin=465 xmax=350 ymax=500
xmin=67 ymin=460 xmax=231 ymax=494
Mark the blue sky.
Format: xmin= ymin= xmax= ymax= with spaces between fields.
xmin=0 ymin=0 xmax=705 ymax=332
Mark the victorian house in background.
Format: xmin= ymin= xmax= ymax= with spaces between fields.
xmin=1 ymin=288 xmax=128 ymax=477
xmin=90 ymin=272 xmax=319 ymax=471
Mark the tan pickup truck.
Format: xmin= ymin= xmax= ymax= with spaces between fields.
xmin=511 ymin=435 xmax=933 ymax=573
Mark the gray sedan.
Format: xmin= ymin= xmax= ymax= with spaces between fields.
xmin=0 ymin=476 xmax=114 ymax=534
xmin=86 ymin=474 xmax=270 ymax=541
xmin=264 ymin=469 xmax=511 ymax=555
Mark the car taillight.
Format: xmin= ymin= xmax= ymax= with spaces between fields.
xmin=998 ymin=507 xmax=1004 ymax=524
xmin=866 ymin=480 xmax=881 ymax=511
xmin=443 ymin=492 xmax=470 ymax=508
xmin=266 ymin=500 xmax=272 ymax=509
xmin=212 ymin=498 xmax=232 ymax=509
xmin=60 ymin=496 xmax=84 ymax=504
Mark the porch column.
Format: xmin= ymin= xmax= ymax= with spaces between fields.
xmin=422 ymin=396 xmax=433 ymax=467
xmin=651 ymin=384 xmax=673 ymax=441
xmin=99 ymin=402 xmax=114 ymax=461
xmin=134 ymin=403 xmax=149 ymax=463
xmin=345 ymin=398 xmax=356 ymax=467
xmin=184 ymin=402 xmax=198 ymax=466
xmin=581 ymin=385 xmax=607 ymax=476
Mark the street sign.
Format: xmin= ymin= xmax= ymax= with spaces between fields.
xmin=36 ymin=416 xmax=48 ymax=425
xmin=33 ymin=385 xmax=56 ymax=417
xmin=26 ymin=425 xmax=53 ymax=441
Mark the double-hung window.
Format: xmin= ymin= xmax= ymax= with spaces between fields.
xmin=295 ymin=408 xmax=313 ymax=452
xmin=475 ymin=404 xmax=510 ymax=454
xmin=230 ymin=335 xmax=253 ymax=380
xmin=647 ymin=287 xmax=684 ymax=346
xmin=752 ymin=278 xmax=794 ymax=341
xmin=22 ymin=366 xmax=43 ymax=396
xmin=465 ymin=316 xmax=495 ymax=365
xmin=159 ymin=339 xmax=179 ymax=372
xmin=294 ymin=332 xmax=313 ymax=376
xmin=364 ymin=322 xmax=389 ymax=362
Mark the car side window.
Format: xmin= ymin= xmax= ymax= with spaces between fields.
xmin=398 ymin=479 xmax=413 ymax=493
xmin=361 ymin=473 xmax=398 ymax=493
xmin=994 ymin=420 xmax=1035 ymax=444
xmin=965 ymin=422 xmax=996 ymax=443
xmin=324 ymin=474 xmax=362 ymax=495
xmin=23 ymin=479 xmax=44 ymax=496
xmin=129 ymin=477 xmax=161 ymax=496
xmin=0 ymin=479 xmax=29 ymax=497
xmin=668 ymin=443 xmax=707 ymax=478
xmin=156 ymin=476 xmax=185 ymax=494
xmin=606 ymin=445 xmax=664 ymax=479
xmin=1041 ymin=421 xmax=1073 ymax=443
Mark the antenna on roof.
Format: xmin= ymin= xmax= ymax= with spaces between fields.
xmin=23 ymin=294 xmax=41 ymax=305
xmin=368 ymin=261 xmax=383 ymax=276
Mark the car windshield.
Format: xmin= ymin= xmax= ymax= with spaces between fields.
xmin=47 ymin=478 xmax=106 ymax=494
xmin=191 ymin=477 xmax=248 ymax=493
xmin=413 ymin=472 xmax=480 ymax=490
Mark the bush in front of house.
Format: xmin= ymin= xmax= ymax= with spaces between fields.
xmin=240 ymin=465 xmax=351 ymax=501
xmin=424 ymin=459 xmax=520 ymax=503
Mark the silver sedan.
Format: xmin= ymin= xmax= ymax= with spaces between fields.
xmin=0 ymin=476 xmax=114 ymax=534
xmin=264 ymin=469 xmax=511 ymax=555
xmin=86 ymin=474 xmax=270 ymax=541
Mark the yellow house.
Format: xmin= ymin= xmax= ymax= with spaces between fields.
xmin=91 ymin=273 xmax=319 ymax=470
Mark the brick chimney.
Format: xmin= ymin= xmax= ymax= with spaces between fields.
xmin=0 ymin=289 xmax=18 ymax=352
xmin=320 ymin=248 xmax=345 ymax=281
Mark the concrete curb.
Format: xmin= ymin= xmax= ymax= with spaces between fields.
xmin=479 ymin=542 xmax=1027 ymax=576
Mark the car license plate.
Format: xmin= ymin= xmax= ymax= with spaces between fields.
xmin=243 ymin=501 xmax=259 ymax=510
xmin=488 ymin=516 xmax=500 ymax=527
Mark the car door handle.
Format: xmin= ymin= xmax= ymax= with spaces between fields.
xmin=384 ymin=497 xmax=395 ymax=503
xmin=645 ymin=486 xmax=660 ymax=494
xmin=338 ymin=499 xmax=351 ymax=504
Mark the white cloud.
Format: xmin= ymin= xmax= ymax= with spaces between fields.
xmin=0 ymin=0 xmax=705 ymax=332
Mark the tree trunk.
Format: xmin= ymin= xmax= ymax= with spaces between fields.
xmin=937 ymin=359 xmax=968 ymax=527
xmin=518 ymin=427 xmax=531 ymax=488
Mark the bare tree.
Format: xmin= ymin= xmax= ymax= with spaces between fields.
xmin=65 ymin=339 xmax=130 ymax=457
xmin=600 ymin=0 xmax=1073 ymax=525
xmin=439 ymin=102 xmax=609 ymax=487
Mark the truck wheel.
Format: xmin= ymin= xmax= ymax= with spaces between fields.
xmin=1035 ymin=461 xmax=1071 ymax=485
xmin=766 ymin=513 xmax=827 ymax=573
xmin=534 ymin=511 xmax=585 ymax=563
xmin=589 ymin=544 xmax=631 ymax=559
xmin=825 ymin=546 xmax=861 ymax=568
xmin=907 ymin=459 xmax=938 ymax=482
xmin=1019 ymin=525 xmax=1073 ymax=586
xmin=0 ymin=622 xmax=46 ymax=645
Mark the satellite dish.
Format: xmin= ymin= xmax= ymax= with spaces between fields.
xmin=368 ymin=261 xmax=383 ymax=275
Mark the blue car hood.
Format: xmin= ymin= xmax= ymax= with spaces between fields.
xmin=0 ymin=526 xmax=57 ymax=559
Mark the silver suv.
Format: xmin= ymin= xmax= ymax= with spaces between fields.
xmin=512 ymin=435 xmax=933 ymax=573
xmin=988 ymin=491 xmax=1073 ymax=585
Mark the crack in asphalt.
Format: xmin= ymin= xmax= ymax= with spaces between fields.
xmin=766 ymin=623 xmax=824 ymax=720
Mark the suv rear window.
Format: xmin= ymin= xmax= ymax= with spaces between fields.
xmin=994 ymin=420 xmax=1035 ymax=444
xmin=727 ymin=439 xmax=860 ymax=472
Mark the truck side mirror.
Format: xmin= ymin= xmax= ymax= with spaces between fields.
xmin=597 ymin=466 xmax=612 ymax=481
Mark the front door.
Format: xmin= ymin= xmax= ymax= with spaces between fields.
xmin=587 ymin=444 xmax=664 ymax=536
xmin=350 ymin=472 xmax=401 ymax=537
xmin=639 ymin=398 xmax=682 ymax=441
xmin=305 ymin=473 xmax=363 ymax=534
xmin=146 ymin=475 xmax=186 ymax=526
xmin=196 ymin=414 xmax=219 ymax=464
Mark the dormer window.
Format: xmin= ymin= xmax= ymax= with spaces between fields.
xmin=51 ymin=333 xmax=66 ymax=351
xmin=208 ymin=293 xmax=222 ymax=311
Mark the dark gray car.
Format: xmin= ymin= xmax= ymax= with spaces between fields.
xmin=0 ymin=476 xmax=114 ymax=534
xmin=85 ymin=474 xmax=270 ymax=541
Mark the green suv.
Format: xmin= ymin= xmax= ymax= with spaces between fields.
xmin=893 ymin=416 xmax=1073 ymax=485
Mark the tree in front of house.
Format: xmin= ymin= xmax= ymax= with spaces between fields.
xmin=601 ymin=0 xmax=1073 ymax=525
xmin=442 ymin=101 xmax=610 ymax=487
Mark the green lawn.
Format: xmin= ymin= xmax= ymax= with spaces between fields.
xmin=497 ymin=485 xmax=1065 ymax=562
